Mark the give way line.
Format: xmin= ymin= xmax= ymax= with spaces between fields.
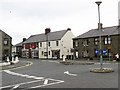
xmin=1 ymin=70 xmax=64 ymax=89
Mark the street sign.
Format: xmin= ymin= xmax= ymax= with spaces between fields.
xmin=95 ymin=50 xmax=99 ymax=55
xmin=103 ymin=49 xmax=107 ymax=55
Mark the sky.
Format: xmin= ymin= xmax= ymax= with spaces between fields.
xmin=0 ymin=0 xmax=119 ymax=45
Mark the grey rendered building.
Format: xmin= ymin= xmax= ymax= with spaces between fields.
xmin=0 ymin=30 xmax=12 ymax=60
xmin=73 ymin=25 xmax=120 ymax=60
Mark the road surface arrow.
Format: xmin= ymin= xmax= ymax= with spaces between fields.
xmin=64 ymin=71 xmax=77 ymax=76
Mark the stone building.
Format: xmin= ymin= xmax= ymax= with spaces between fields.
xmin=73 ymin=25 xmax=120 ymax=60
xmin=0 ymin=30 xmax=12 ymax=60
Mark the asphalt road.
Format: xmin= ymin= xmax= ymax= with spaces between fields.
xmin=0 ymin=59 xmax=119 ymax=89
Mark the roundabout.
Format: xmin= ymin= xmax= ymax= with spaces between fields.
xmin=90 ymin=68 xmax=114 ymax=73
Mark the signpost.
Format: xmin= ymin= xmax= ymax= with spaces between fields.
xmin=95 ymin=50 xmax=99 ymax=55
xmin=103 ymin=49 xmax=107 ymax=55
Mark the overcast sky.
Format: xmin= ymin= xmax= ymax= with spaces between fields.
xmin=0 ymin=0 xmax=119 ymax=45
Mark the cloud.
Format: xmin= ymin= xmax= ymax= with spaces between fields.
xmin=0 ymin=0 xmax=119 ymax=45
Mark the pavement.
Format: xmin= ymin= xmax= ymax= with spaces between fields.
xmin=0 ymin=60 xmax=32 ymax=70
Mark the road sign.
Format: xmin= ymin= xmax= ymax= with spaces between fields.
xmin=103 ymin=49 xmax=107 ymax=55
xmin=95 ymin=50 xmax=99 ymax=55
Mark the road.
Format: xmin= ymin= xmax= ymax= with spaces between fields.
xmin=0 ymin=59 xmax=119 ymax=89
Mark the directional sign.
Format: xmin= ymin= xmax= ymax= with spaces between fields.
xmin=95 ymin=50 xmax=99 ymax=55
xmin=64 ymin=71 xmax=77 ymax=76
xmin=103 ymin=49 xmax=107 ymax=55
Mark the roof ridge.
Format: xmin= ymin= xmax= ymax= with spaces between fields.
xmin=30 ymin=30 xmax=68 ymax=36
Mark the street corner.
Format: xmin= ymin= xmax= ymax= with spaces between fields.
xmin=0 ymin=60 xmax=33 ymax=71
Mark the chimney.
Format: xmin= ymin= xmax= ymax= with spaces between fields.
xmin=67 ymin=28 xmax=71 ymax=31
xmin=98 ymin=23 xmax=103 ymax=29
xmin=23 ymin=38 xmax=26 ymax=42
xmin=45 ymin=28 xmax=51 ymax=34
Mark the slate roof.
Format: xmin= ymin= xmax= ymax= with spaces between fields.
xmin=74 ymin=26 xmax=120 ymax=39
xmin=23 ymin=30 xmax=68 ymax=44
xmin=15 ymin=42 xmax=23 ymax=46
xmin=0 ymin=29 xmax=12 ymax=38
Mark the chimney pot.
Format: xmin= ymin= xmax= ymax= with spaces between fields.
xmin=45 ymin=28 xmax=51 ymax=34
xmin=67 ymin=28 xmax=71 ymax=31
xmin=23 ymin=38 xmax=26 ymax=42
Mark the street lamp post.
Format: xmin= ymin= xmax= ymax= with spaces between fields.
xmin=95 ymin=1 xmax=103 ymax=69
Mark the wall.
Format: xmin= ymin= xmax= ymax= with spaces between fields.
xmin=74 ymin=34 xmax=120 ymax=60
xmin=38 ymin=30 xmax=74 ymax=59
xmin=60 ymin=30 xmax=74 ymax=58
xmin=0 ymin=31 xmax=2 ymax=60
xmin=0 ymin=30 xmax=12 ymax=60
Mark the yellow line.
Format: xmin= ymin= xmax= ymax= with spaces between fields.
xmin=0 ymin=61 xmax=33 ymax=72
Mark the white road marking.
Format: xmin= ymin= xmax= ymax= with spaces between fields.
xmin=0 ymin=79 xmax=44 ymax=89
xmin=1 ymin=70 xmax=64 ymax=89
xmin=44 ymin=79 xmax=49 ymax=85
xmin=4 ymin=70 xmax=44 ymax=80
xmin=64 ymin=71 xmax=77 ymax=76
xmin=10 ymin=84 xmax=20 ymax=90
xmin=30 ymin=80 xmax=64 ymax=89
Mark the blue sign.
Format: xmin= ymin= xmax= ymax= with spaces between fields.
xmin=95 ymin=50 xmax=99 ymax=55
xmin=103 ymin=49 xmax=107 ymax=55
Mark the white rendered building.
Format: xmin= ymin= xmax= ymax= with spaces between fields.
xmin=22 ymin=28 xmax=74 ymax=59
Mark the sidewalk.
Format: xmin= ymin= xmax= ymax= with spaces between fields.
xmin=0 ymin=60 xmax=31 ymax=70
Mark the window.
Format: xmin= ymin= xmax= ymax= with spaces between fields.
xmin=48 ymin=42 xmax=50 ymax=47
xmin=75 ymin=41 xmax=78 ymax=47
xmin=82 ymin=50 xmax=89 ymax=57
xmin=108 ymin=37 xmax=111 ymax=44
xmin=56 ymin=41 xmax=59 ymax=46
xmin=104 ymin=36 xmax=111 ymax=45
xmin=86 ymin=39 xmax=89 ymax=46
xmin=41 ymin=51 xmax=44 ymax=55
xmin=34 ymin=51 xmax=38 ymax=57
xmin=104 ymin=37 xmax=108 ymax=45
xmin=82 ymin=39 xmax=89 ymax=46
xmin=4 ymin=38 xmax=9 ymax=45
xmin=94 ymin=38 xmax=98 ymax=45
xmin=49 ymin=51 xmax=50 ymax=55
xmin=40 ymin=42 xmax=42 ymax=47
xmin=36 ymin=42 xmax=38 ymax=48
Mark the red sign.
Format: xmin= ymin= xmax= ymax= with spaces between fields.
xmin=31 ymin=43 xmax=36 ymax=49
xmin=25 ymin=44 xmax=30 ymax=49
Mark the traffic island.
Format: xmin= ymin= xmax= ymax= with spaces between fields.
xmin=59 ymin=60 xmax=94 ymax=65
xmin=90 ymin=68 xmax=114 ymax=73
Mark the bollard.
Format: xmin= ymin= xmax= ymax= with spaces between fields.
xmin=15 ymin=56 xmax=18 ymax=61
xmin=15 ymin=56 xmax=19 ymax=63
xmin=7 ymin=57 xmax=10 ymax=62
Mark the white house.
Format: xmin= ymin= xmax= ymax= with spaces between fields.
xmin=22 ymin=28 xmax=74 ymax=59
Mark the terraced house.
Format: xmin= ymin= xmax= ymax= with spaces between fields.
xmin=73 ymin=25 xmax=120 ymax=60
xmin=0 ymin=30 xmax=12 ymax=60
xmin=22 ymin=28 xmax=74 ymax=59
